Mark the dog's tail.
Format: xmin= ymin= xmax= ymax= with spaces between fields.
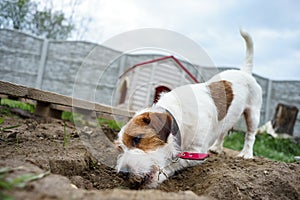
xmin=240 ymin=29 xmax=254 ymax=74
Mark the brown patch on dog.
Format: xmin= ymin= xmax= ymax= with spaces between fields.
xmin=122 ymin=112 xmax=172 ymax=152
xmin=208 ymin=80 xmax=234 ymax=120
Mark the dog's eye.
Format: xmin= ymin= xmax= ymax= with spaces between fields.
xmin=132 ymin=134 xmax=143 ymax=147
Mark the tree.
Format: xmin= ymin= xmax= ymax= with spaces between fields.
xmin=32 ymin=9 xmax=74 ymax=39
xmin=0 ymin=0 xmax=74 ymax=40
xmin=0 ymin=0 xmax=36 ymax=30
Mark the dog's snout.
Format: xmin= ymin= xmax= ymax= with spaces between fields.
xmin=119 ymin=170 xmax=130 ymax=179
xmin=118 ymin=165 xmax=132 ymax=179
xmin=118 ymin=165 xmax=130 ymax=173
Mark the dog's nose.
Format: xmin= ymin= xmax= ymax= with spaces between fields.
xmin=119 ymin=171 xmax=130 ymax=179
xmin=118 ymin=165 xmax=131 ymax=178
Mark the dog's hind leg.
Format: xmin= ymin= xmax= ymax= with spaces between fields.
xmin=238 ymin=107 xmax=260 ymax=158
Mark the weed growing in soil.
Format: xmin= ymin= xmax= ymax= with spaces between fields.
xmin=0 ymin=167 xmax=50 ymax=200
xmin=0 ymin=116 xmax=20 ymax=144
xmin=63 ymin=122 xmax=71 ymax=147
xmin=0 ymin=116 xmax=20 ymax=133
xmin=61 ymin=111 xmax=85 ymax=126
xmin=63 ymin=112 xmax=125 ymax=131
xmin=97 ymin=118 xmax=124 ymax=131
xmin=224 ymin=131 xmax=300 ymax=162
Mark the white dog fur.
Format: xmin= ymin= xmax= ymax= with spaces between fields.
xmin=115 ymin=30 xmax=262 ymax=188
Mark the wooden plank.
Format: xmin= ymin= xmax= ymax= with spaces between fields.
xmin=51 ymin=104 xmax=130 ymax=122
xmin=50 ymin=104 xmax=72 ymax=112
xmin=19 ymin=98 xmax=36 ymax=106
xmin=0 ymin=94 xmax=8 ymax=100
xmin=0 ymin=81 xmax=29 ymax=97
xmin=0 ymin=80 xmax=134 ymax=117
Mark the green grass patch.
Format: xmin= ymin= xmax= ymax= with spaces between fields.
xmin=0 ymin=99 xmax=35 ymax=113
xmin=224 ymin=131 xmax=300 ymax=162
xmin=61 ymin=111 xmax=84 ymax=125
xmin=61 ymin=111 xmax=124 ymax=131
xmin=97 ymin=118 xmax=124 ymax=131
xmin=61 ymin=111 xmax=76 ymax=123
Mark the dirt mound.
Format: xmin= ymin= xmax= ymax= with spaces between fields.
xmin=1 ymin=111 xmax=299 ymax=200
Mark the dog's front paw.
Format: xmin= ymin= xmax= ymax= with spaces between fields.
xmin=209 ymin=145 xmax=223 ymax=154
xmin=237 ymin=150 xmax=253 ymax=159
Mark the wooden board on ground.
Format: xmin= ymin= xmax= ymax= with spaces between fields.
xmin=0 ymin=81 xmax=134 ymax=121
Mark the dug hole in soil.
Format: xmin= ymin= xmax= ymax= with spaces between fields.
xmin=0 ymin=107 xmax=300 ymax=200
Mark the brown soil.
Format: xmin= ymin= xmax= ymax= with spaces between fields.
xmin=1 ymin=107 xmax=300 ymax=200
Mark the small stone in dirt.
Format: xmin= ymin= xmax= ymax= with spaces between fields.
xmin=7 ymin=131 xmax=17 ymax=139
xmin=70 ymin=176 xmax=93 ymax=190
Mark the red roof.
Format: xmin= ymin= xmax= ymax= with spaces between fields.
xmin=119 ymin=55 xmax=199 ymax=83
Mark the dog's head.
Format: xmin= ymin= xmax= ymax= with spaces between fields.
xmin=115 ymin=111 xmax=177 ymax=187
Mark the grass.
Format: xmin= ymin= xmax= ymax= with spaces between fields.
xmin=62 ymin=111 xmax=124 ymax=131
xmin=97 ymin=118 xmax=124 ymax=131
xmin=224 ymin=131 xmax=300 ymax=162
xmin=62 ymin=122 xmax=71 ymax=147
xmin=0 ymin=99 xmax=35 ymax=113
xmin=61 ymin=111 xmax=84 ymax=125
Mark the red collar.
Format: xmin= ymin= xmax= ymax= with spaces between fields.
xmin=166 ymin=109 xmax=209 ymax=161
xmin=177 ymin=152 xmax=210 ymax=160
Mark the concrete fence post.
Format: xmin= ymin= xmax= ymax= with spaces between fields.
xmin=35 ymin=39 xmax=49 ymax=89
xmin=264 ymin=79 xmax=273 ymax=121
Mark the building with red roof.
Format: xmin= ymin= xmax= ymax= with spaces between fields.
xmin=114 ymin=55 xmax=199 ymax=110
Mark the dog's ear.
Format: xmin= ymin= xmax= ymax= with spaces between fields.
xmin=148 ymin=112 xmax=172 ymax=143
xmin=141 ymin=114 xmax=151 ymax=124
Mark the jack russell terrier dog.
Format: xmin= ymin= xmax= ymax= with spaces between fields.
xmin=115 ymin=30 xmax=262 ymax=188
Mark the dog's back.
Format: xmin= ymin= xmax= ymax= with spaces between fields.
xmin=207 ymin=30 xmax=262 ymax=158
xmin=209 ymin=29 xmax=262 ymax=133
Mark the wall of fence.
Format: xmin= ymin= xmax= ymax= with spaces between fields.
xmin=1 ymin=29 xmax=299 ymax=136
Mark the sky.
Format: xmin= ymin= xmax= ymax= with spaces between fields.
xmin=48 ymin=0 xmax=300 ymax=80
